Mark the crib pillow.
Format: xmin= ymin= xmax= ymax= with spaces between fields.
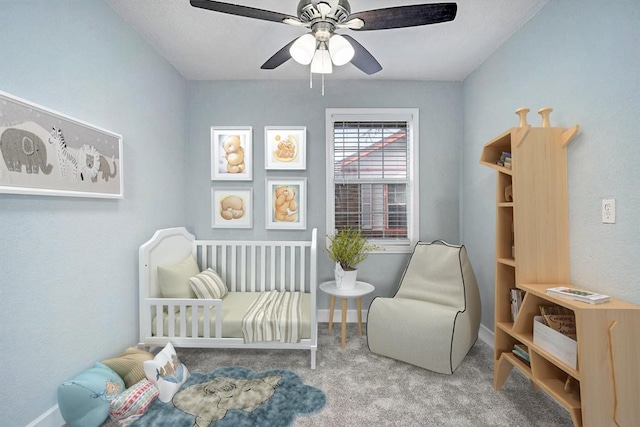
xmin=189 ymin=268 xmax=227 ymax=299
xmin=143 ymin=342 xmax=189 ymax=403
xmin=157 ymin=255 xmax=199 ymax=298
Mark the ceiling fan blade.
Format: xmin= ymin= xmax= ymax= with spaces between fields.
xmin=342 ymin=35 xmax=382 ymax=75
xmin=260 ymin=40 xmax=296 ymax=70
xmin=190 ymin=0 xmax=298 ymax=25
xmin=349 ymin=3 xmax=457 ymax=31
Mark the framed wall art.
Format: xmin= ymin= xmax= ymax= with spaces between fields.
xmin=211 ymin=126 xmax=252 ymax=181
xmin=266 ymin=178 xmax=306 ymax=230
xmin=212 ymin=188 xmax=252 ymax=228
xmin=264 ymin=126 xmax=306 ymax=170
xmin=0 ymin=91 xmax=123 ymax=198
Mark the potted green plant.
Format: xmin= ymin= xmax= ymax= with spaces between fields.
xmin=327 ymin=228 xmax=379 ymax=289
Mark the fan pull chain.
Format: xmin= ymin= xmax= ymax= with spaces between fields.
xmin=308 ymin=71 xmax=326 ymax=96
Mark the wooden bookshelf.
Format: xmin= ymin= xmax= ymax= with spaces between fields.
xmin=481 ymin=108 xmax=640 ymax=426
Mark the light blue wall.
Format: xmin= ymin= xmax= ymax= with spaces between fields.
xmin=7 ymin=0 xmax=637 ymax=423
xmin=0 ymin=1 xmax=187 ymax=425
xmin=462 ymin=0 xmax=640 ymax=329
xmin=186 ymin=80 xmax=463 ymax=308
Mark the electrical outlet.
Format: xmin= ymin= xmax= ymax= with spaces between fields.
xmin=602 ymin=199 xmax=615 ymax=224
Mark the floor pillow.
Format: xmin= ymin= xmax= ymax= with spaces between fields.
xmin=109 ymin=378 xmax=159 ymax=426
xmin=102 ymin=347 xmax=154 ymax=388
xmin=143 ymin=342 xmax=189 ymax=402
xmin=58 ymin=362 xmax=125 ymax=427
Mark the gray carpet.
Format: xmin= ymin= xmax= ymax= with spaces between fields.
xmin=167 ymin=324 xmax=573 ymax=427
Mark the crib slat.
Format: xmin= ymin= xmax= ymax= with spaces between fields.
xmin=239 ymin=245 xmax=246 ymax=292
xmin=155 ymin=304 xmax=164 ymax=337
xmin=290 ymin=246 xmax=296 ymax=292
xmin=260 ymin=246 xmax=266 ymax=292
xmin=168 ymin=306 xmax=175 ymax=337
xmin=300 ymin=247 xmax=307 ymax=292
xmin=234 ymin=245 xmax=240 ymax=291
xmin=192 ymin=306 xmax=199 ymax=338
xmin=249 ymin=246 xmax=256 ymax=292
xmin=202 ymin=304 xmax=210 ymax=338
xmin=198 ymin=245 xmax=206 ymax=271
xmin=279 ymin=245 xmax=286 ymax=291
xmin=269 ymin=245 xmax=276 ymax=291
xmin=220 ymin=246 xmax=227 ymax=289
xmin=179 ymin=307 xmax=186 ymax=338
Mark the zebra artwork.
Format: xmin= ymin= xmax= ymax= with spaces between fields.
xmin=48 ymin=127 xmax=80 ymax=180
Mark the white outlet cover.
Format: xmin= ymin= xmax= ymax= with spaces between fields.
xmin=602 ymin=199 xmax=616 ymax=224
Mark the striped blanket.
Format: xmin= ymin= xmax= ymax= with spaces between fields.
xmin=242 ymin=290 xmax=303 ymax=343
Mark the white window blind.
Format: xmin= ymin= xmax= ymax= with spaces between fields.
xmin=326 ymin=109 xmax=419 ymax=251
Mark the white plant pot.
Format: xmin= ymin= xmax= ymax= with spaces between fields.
xmin=334 ymin=263 xmax=358 ymax=290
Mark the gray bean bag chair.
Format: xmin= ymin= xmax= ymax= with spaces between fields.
xmin=367 ymin=240 xmax=481 ymax=374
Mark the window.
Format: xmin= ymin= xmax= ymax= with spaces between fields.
xmin=326 ymin=109 xmax=419 ymax=252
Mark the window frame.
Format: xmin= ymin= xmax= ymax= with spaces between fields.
xmin=325 ymin=108 xmax=420 ymax=254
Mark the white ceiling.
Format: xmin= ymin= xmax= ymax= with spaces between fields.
xmin=106 ymin=0 xmax=549 ymax=81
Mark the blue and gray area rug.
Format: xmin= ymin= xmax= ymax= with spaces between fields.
xmin=134 ymin=367 xmax=326 ymax=427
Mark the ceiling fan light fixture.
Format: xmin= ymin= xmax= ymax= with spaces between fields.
xmin=289 ymin=33 xmax=317 ymax=65
xmin=328 ymin=34 xmax=354 ymax=66
xmin=316 ymin=1 xmax=332 ymax=18
xmin=310 ymin=44 xmax=333 ymax=74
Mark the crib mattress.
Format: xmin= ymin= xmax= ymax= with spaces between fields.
xmin=151 ymin=292 xmax=311 ymax=339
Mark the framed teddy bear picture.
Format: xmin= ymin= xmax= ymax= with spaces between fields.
xmin=211 ymin=126 xmax=252 ymax=181
xmin=264 ymin=126 xmax=306 ymax=170
xmin=266 ymin=178 xmax=306 ymax=230
xmin=212 ymin=188 xmax=252 ymax=228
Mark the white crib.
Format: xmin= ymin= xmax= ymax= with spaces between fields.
xmin=138 ymin=227 xmax=318 ymax=369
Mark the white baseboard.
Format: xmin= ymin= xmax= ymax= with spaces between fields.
xmin=478 ymin=323 xmax=494 ymax=349
xmin=27 ymin=404 xmax=64 ymax=427
xmin=317 ymin=309 xmax=368 ymax=323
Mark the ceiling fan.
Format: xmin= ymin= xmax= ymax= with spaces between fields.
xmin=190 ymin=0 xmax=457 ymax=75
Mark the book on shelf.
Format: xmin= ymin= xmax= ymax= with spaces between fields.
xmin=546 ymin=286 xmax=610 ymax=304
xmin=512 ymin=343 xmax=530 ymax=363
xmin=539 ymin=305 xmax=577 ymax=339
xmin=510 ymin=288 xmax=525 ymax=321
xmin=497 ymin=151 xmax=512 ymax=169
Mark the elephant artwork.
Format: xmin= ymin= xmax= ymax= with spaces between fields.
xmin=0 ymin=128 xmax=53 ymax=174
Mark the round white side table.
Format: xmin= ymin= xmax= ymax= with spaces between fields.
xmin=319 ymin=280 xmax=375 ymax=348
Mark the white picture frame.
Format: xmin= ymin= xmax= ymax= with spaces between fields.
xmin=264 ymin=126 xmax=306 ymax=170
xmin=0 ymin=90 xmax=123 ymax=198
xmin=266 ymin=178 xmax=307 ymax=230
xmin=212 ymin=188 xmax=253 ymax=228
xmin=211 ymin=126 xmax=252 ymax=181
